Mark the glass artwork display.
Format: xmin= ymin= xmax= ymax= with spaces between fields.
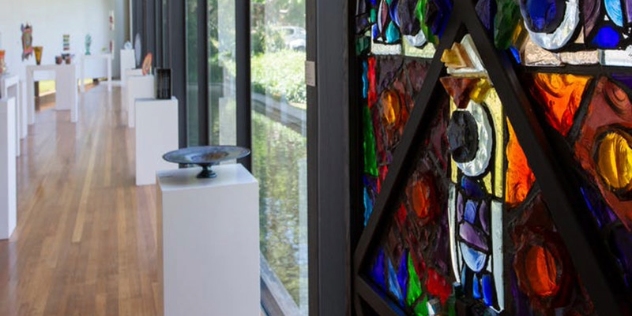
xmin=21 ymin=23 xmax=33 ymax=61
xmin=355 ymin=0 xmax=632 ymax=315
xmin=162 ymin=146 xmax=250 ymax=178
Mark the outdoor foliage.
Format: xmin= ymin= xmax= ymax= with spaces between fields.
xmin=252 ymin=51 xmax=306 ymax=104
xmin=253 ymin=110 xmax=307 ymax=303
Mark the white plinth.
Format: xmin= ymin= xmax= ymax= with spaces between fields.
xmin=26 ymin=64 xmax=78 ymax=124
xmin=120 ymin=68 xmax=144 ymax=116
xmin=120 ymin=49 xmax=136 ymax=86
xmin=126 ymin=74 xmax=155 ymax=128
xmin=79 ymin=54 xmax=112 ymax=92
xmin=1 ymin=74 xmax=23 ymax=157
xmin=135 ymin=97 xmax=178 ymax=186
xmin=157 ymin=164 xmax=260 ymax=316
xmin=0 ymin=97 xmax=16 ymax=239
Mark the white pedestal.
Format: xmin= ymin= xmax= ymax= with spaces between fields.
xmin=120 ymin=68 xmax=144 ymax=116
xmin=79 ymin=54 xmax=112 ymax=92
xmin=126 ymin=74 xmax=155 ymax=128
xmin=26 ymin=64 xmax=78 ymax=124
xmin=157 ymin=164 xmax=260 ymax=316
xmin=120 ymin=49 xmax=136 ymax=86
xmin=0 ymin=97 xmax=16 ymax=239
xmin=1 ymin=74 xmax=23 ymax=157
xmin=135 ymin=97 xmax=178 ymax=186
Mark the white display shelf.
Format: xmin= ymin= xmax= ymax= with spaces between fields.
xmin=0 ymin=97 xmax=16 ymax=239
xmin=26 ymin=64 xmax=78 ymax=124
xmin=157 ymin=164 xmax=259 ymax=316
xmin=135 ymin=97 xmax=178 ymax=186
xmin=126 ymin=74 xmax=154 ymax=128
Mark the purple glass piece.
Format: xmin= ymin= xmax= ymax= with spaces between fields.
xmin=611 ymin=226 xmax=632 ymax=288
xmin=476 ymin=0 xmax=496 ymax=31
xmin=582 ymin=0 xmax=601 ymax=37
xmin=612 ymin=74 xmax=632 ymax=92
xmin=580 ymin=186 xmax=617 ymax=228
xmin=457 ymin=190 xmax=464 ymax=219
xmin=627 ymin=0 xmax=632 ymax=25
xmin=459 ymin=221 xmax=490 ymax=252
xmin=397 ymin=249 xmax=409 ymax=301
xmin=429 ymin=0 xmax=453 ymax=38
xmin=377 ymin=57 xmax=404 ymax=94
xmin=397 ymin=0 xmax=421 ymax=35
xmin=479 ymin=199 xmax=490 ymax=234
xmin=464 ymin=200 xmax=478 ymax=224
xmin=461 ymin=176 xmax=485 ymax=199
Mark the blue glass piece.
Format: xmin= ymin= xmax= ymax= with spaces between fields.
xmin=591 ymin=24 xmax=622 ymax=49
xmin=520 ymin=0 xmax=565 ymax=33
xmin=370 ymin=0 xmax=378 ymax=5
xmin=461 ymin=265 xmax=468 ymax=288
xmin=363 ymin=186 xmax=374 ymax=226
xmin=372 ymin=24 xmax=380 ymax=40
xmin=478 ymin=200 xmax=490 ymax=234
xmin=388 ymin=258 xmax=405 ymax=304
xmin=460 ymin=242 xmax=487 ymax=272
xmin=362 ymin=61 xmax=369 ymax=99
xmin=476 ymin=0 xmax=497 ymax=31
xmin=509 ymin=46 xmax=522 ymax=64
xmin=430 ymin=0 xmax=454 ymax=38
xmin=390 ymin=0 xmax=400 ymax=26
xmin=481 ymin=274 xmax=494 ymax=306
xmin=472 ymin=274 xmax=481 ymax=299
xmin=370 ymin=248 xmax=387 ymax=289
xmin=385 ymin=21 xmax=401 ymax=43
xmin=605 ymin=0 xmax=624 ymax=27
xmin=397 ymin=250 xmax=408 ymax=302
xmin=460 ymin=177 xmax=485 ymax=199
xmin=464 ymin=200 xmax=478 ymax=224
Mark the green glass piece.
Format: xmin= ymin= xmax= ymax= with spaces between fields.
xmin=357 ymin=36 xmax=371 ymax=56
xmin=370 ymin=8 xmax=377 ymax=24
xmin=363 ymin=106 xmax=379 ymax=177
xmin=494 ymin=0 xmax=521 ymax=49
xmin=414 ymin=295 xmax=429 ymax=316
xmin=406 ymin=253 xmax=423 ymax=307
xmin=416 ymin=0 xmax=438 ymax=44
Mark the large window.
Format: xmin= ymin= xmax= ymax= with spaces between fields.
xmin=251 ymin=1 xmax=308 ymax=313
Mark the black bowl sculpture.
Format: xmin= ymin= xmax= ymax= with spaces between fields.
xmin=162 ymin=146 xmax=251 ymax=179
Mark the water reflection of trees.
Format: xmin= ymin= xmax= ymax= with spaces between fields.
xmin=254 ymin=111 xmax=306 ymax=303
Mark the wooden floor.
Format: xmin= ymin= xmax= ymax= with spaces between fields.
xmin=0 ymin=84 xmax=162 ymax=315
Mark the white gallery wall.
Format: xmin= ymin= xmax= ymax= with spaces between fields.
xmin=0 ymin=0 xmax=129 ymax=80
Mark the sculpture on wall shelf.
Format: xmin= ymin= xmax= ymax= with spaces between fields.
xmin=21 ymin=23 xmax=33 ymax=61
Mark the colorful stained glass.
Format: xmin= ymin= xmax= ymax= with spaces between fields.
xmin=494 ymin=0 xmax=521 ymax=49
xmin=505 ymin=120 xmax=535 ymax=206
xmin=529 ymin=73 xmax=591 ymax=136
xmin=475 ymin=0 xmax=496 ymax=32
xmin=574 ymin=76 xmax=632 ymax=228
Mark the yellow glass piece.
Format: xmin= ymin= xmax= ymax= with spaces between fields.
xmin=450 ymin=99 xmax=458 ymax=183
xmin=482 ymin=89 xmax=505 ymax=198
xmin=483 ymin=173 xmax=492 ymax=192
xmin=505 ymin=119 xmax=535 ymax=206
xmin=403 ymin=39 xmax=435 ymax=58
xmin=441 ymin=43 xmax=472 ymax=69
xmin=510 ymin=22 xmax=527 ymax=53
xmin=470 ymin=79 xmax=492 ymax=103
xmin=596 ymin=132 xmax=632 ymax=191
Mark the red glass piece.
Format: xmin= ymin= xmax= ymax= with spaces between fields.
xmin=530 ymin=73 xmax=591 ymax=136
xmin=440 ymin=77 xmax=479 ymax=109
xmin=396 ymin=203 xmax=408 ymax=228
xmin=574 ymin=77 xmax=632 ymax=229
xmin=368 ymin=57 xmax=378 ymax=108
xmin=425 ymin=268 xmax=452 ymax=305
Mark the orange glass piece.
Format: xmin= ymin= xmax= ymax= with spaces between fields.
xmin=407 ymin=174 xmax=438 ymax=221
xmin=596 ymin=131 xmax=632 ymax=191
xmin=505 ymin=120 xmax=535 ymax=206
xmin=525 ymin=245 xmax=558 ymax=297
xmin=441 ymin=42 xmax=472 ymax=69
xmin=530 ymin=73 xmax=591 ymax=136
xmin=381 ymin=89 xmax=401 ymax=126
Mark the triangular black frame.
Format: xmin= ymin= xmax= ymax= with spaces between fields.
xmin=351 ymin=1 xmax=632 ymax=315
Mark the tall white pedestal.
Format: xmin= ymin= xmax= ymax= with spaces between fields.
xmin=1 ymin=74 xmax=23 ymax=157
xmin=0 ymin=97 xmax=16 ymax=239
xmin=126 ymin=74 xmax=155 ymax=128
xmin=79 ymin=54 xmax=112 ymax=92
xmin=120 ymin=49 xmax=136 ymax=86
xmin=157 ymin=164 xmax=259 ymax=316
xmin=135 ymin=97 xmax=178 ymax=186
xmin=26 ymin=64 xmax=78 ymax=124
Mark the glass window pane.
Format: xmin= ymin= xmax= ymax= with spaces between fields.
xmin=185 ymin=0 xmax=199 ymax=146
xmin=251 ymin=1 xmax=308 ymax=313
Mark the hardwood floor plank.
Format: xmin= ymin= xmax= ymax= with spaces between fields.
xmin=0 ymin=84 xmax=162 ymax=315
